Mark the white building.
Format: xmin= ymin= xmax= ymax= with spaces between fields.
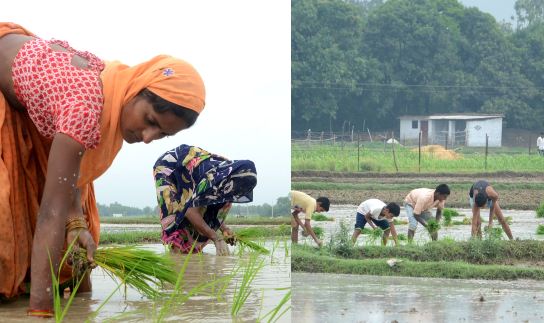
xmin=399 ymin=114 xmax=503 ymax=147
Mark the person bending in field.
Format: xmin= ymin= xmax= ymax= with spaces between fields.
xmin=469 ymin=180 xmax=513 ymax=240
xmin=290 ymin=190 xmax=330 ymax=247
xmin=154 ymin=145 xmax=257 ymax=255
xmin=404 ymin=184 xmax=450 ymax=242
xmin=351 ymin=199 xmax=401 ymax=246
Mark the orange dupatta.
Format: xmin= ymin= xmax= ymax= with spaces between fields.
xmin=0 ymin=22 xmax=205 ymax=298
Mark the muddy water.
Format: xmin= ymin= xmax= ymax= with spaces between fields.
xmin=1 ymin=242 xmax=290 ymax=322
xmin=292 ymin=272 xmax=544 ymax=322
xmin=299 ymin=205 xmax=544 ymax=246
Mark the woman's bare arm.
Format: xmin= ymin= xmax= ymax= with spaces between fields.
xmin=29 ymin=133 xmax=89 ymax=310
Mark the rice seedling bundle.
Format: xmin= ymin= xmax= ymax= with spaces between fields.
xmin=231 ymin=231 xmax=270 ymax=254
xmin=537 ymin=201 xmax=544 ymax=218
xmin=312 ymin=213 xmax=333 ymax=221
xmin=443 ymin=208 xmax=461 ymax=218
xmin=484 ymin=226 xmax=503 ymax=240
xmin=74 ymin=245 xmax=177 ymax=299
xmin=312 ymin=227 xmax=324 ymax=239
xmin=368 ymin=228 xmax=384 ymax=245
xmin=537 ymin=225 xmax=544 ymax=235
xmin=426 ymin=219 xmax=441 ymax=236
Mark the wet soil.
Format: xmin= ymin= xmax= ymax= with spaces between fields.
xmin=292 ymin=171 xmax=544 ymax=209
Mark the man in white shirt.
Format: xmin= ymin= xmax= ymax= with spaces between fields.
xmin=537 ymin=132 xmax=544 ymax=156
xmin=351 ymin=199 xmax=401 ymax=246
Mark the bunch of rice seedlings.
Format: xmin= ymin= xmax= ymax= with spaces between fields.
xmin=312 ymin=226 xmax=324 ymax=239
xmin=537 ymin=224 xmax=544 ymax=235
xmin=426 ymin=219 xmax=441 ymax=236
xmin=312 ymin=213 xmax=333 ymax=221
xmin=397 ymin=233 xmax=407 ymax=241
xmin=368 ymin=228 xmax=384 ymax=245
xmin=231 ymin=231 xmax=270 ymax=254
xmin=74 ymin=245 xmax=177 ymax=299
xmin=484 ymin=226 xmax=504 ymax=240
xmin=443 ymin=208 xmax=461 ymax=218
xmin=537 ymin=201 xmax=544 ymax=218
xmin=442 ymin=212 xmax=453 ymax=226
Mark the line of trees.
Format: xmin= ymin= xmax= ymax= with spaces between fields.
xmin=97 ymin=196 xmax=290 ymax=217
xmin=292 ymin=0 xmax=544 ymax=132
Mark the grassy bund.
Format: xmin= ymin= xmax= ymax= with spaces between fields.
xmin=292 ymin=239 xmax=544 ymax=280
xmin=100 ymin=225 xmax=291 ymax=245
xmin=101 ymin=216 xmax=290 ymax=225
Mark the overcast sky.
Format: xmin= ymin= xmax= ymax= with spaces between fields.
xmin=3 ymin=1 xmax=291 ymax=208
xmin=458 ymin=0 xmax=517 ymax=23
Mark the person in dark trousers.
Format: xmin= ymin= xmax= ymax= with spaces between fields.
xmin=469 ymin=180 xmax=513 ymax=240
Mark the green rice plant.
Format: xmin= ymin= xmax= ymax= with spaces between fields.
xmin=442 ymin=210 xmax=455 ymax=226
xmin=328 ymin=220 xmax=357 ymax=258
xmin=258 ymin=289 xmax=291 ymax=323
xmin=484 ymin=226 xmax=504 ymax=240
xmin=312 ymin=227 xmax=324 ymax=239
xmin=231 ymin=252 xmax=266 ymax=317
xmin=397 ymin=233 xmax=407 ymax=241
xmin=74 ymin=245 xmax=177 ymax=299
xmin=232 ymin=232 xmax=270 ymax=254
xmin=505 ymin=216 xmax=513 ymax=225
xmin=443 ymin=208 xmax=461 ymax=217
xmin=537 ymin=224 xmax=544 ymax=235
xmin=312 ymin=213 xmax=334 ymax=221
xmin=367 ymin=228 xmax=384 ymax=245
xmin=537 ymin=201 xmax=544 ymax=218
xmin=50 ymin=239 xmax=87 ymax=322
xmin=426 ymin=219 xmax=441 ymax=238
xmin=462 ymin=217 xmax=472 ymax=225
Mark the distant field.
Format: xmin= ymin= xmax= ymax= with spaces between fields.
xmin=292 ymin=143 xmax=544 ymax=173
xmin=100 ymin=216 xmax=290 ymax=225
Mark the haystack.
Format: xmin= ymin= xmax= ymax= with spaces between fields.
xmin=412 ymin=145 xmax=460 ymax=160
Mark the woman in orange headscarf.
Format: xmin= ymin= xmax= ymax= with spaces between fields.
xmin=0 ymin=22 xmax=205 ymax=316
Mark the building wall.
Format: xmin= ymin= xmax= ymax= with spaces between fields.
xmin=400 ymin=119 xmax=421 ymax=141
xmin=466 ymin=118 xmax=502 ymax=147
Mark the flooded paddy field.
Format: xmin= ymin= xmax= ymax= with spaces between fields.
xmin=303 ymin=205 xmax=544 ymax=245
xmin=292 ymin=273 xmax=544 ymax=322
xmin=1 ymin=242 xmax=290 ymax=322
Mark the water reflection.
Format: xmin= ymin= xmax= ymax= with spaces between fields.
xmin=1 ymin=242 xmax=291 ymax=322
xmin=292 ymin=273 xmax=544 ymax=322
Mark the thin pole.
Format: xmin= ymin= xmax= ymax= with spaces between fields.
xmin=419 ymin=131 xmax=422 ymax=173
xmin=392 ymin=131 xmax=399 ymax=172
xmin=485 ymin=134 xmax=489 ymax=171
xmin=357 ymin=133 xmax=360 ymax=172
